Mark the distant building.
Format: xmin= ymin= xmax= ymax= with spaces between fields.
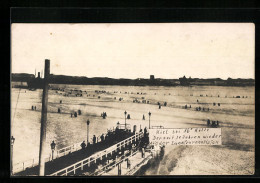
xmin=179 ymin=75 xmax=191 ymax=86
xmin=150 ymin=75 xmax=155 ymax=80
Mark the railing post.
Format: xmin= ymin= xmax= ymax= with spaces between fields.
xmin=74 ymin=165 xmax=76 ymax=174
xmin=66 ymin=169 xmax=68 ymax=176
xmin=81 ymin=162 xmax=83 ymax=170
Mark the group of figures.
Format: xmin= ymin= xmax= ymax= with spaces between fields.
xmin=80 ymin=134 xmax=107 ymax=149
xmin=183 ymin=104 xmax=210 ymax=112
xmin=70 ymin=110 xmax=82 ymax=117
xmin=196 ymin=106 xmax=210 ymax=111
xmin=101 ymin=112 xmax=107 ymax=119
xmin=213 ymin=102 xmax=221 ymax=106
xmin=207 ymin=119 xmax=220 ymax=128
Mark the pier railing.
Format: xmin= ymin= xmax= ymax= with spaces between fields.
xmin=13 ymin=155 xmax=51 ymax=174
xmin=56 ymin=141 xmax=84 ymax=157
xmin=95 ymin=148 xmax=139 ymax=176
xmin=13 ymin=135 xmax=102 ymax=174
xmin=151 ymin=125 xmax=164 ymax=129
xmin=125 ymin=153 xmax=153 ymax=175
xmin=49 ymin=132 xmax=144 ymax=176
xmin=117 ymin=124 xmax=131 ymax=130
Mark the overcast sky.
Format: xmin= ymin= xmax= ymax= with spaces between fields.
xmin=11 ymin=23 xmax=255 ymax=79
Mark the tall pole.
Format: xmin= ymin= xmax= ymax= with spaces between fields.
xmin=87 ymin=119 xmax=90 ymax=145
xmin=11 ymin=144 xmax=13 ymax=175
xmin=51 ymin=149 xmax=54 ymax=161
xmin=10 ymin=136 xmax=15 ymax=175
xmin=38 ymin=59 xmax=50 ymax=176
xmin=118 ymin=163 xmax=121 ymax=176
xmin=148 ymin=112 xmax=151 ymax=129
xmin=87 ymin=124 xmax=89 ymax=144
xmin=149 ymin=115 xmax=150 ymax=129
xmin=124 ymin=111 xmax=127 ymax=130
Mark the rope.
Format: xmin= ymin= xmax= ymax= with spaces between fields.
xmin=12 ymin=87 xmax=21 ymax=129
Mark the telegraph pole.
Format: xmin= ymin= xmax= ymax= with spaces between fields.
xmin=38 ymin=59 xmax=50 ymax=176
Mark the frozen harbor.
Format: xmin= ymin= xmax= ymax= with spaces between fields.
xmin=11 ymin=84 xmax=255 ymax=175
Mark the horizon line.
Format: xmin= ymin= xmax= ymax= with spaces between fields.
xmin=11 ymin=72 xmax=255 ymax=80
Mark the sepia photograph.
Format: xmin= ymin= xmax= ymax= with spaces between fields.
xmin=11 ymin=23 xmax=255 ymax=176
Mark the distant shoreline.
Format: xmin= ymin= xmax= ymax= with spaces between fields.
xmin=11 ymin=81 xmax=255 ymax=89
xmin=11 ymin=73 xmax=255 ymax=88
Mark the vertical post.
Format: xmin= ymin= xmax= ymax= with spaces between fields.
xmin=38 ymin=59 xmax=50 ymax=176
xmin=10 ymin=136 xmax=15 ymax=175
xmin=10 ymin=144 xmax=13 ymax=175
xmin=118 ymin=163 xmax=121 ymax=176
xmin=87 ymin=119 xmax=90 ymax=145
xmin=124 ymin=111 xmax=127 ymax=130
xmin=52 ymin=150 xmax=54 ymax=161
xmin=87 ymin=125 xmax=89 ymax=144
xmin=148 ymin=111 xmax=151 ymax=129
xmin=149 ymin=117 xmax=150 ymax=129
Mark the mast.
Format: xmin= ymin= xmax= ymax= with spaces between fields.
xmin=38 ymin=59 xmax=50 ymax=176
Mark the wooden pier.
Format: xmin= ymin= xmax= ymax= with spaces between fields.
xmin=50 ymin=132 xmax=144 ymax=176
xmin=14 ymin=131 xmax=144 ymax=176
xmin=13 ymin=134 xmax=110 ymax=174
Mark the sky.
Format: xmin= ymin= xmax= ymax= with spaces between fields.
xmin=11 ymin=23 xmax=255 ymax=79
